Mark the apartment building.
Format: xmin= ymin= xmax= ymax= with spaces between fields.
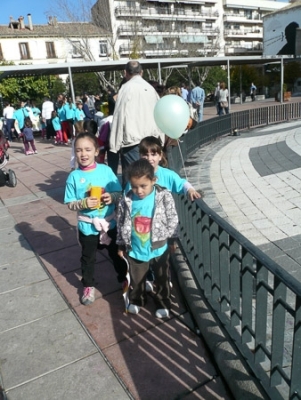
xmin=0 ymin=2 xmax=288 ymax=66
xmin=0 ymin=14 xmax=108 ymax=65
xmin=92 ymin=0 xmax=287 ymax=59
xmin=223 ymin=0 xmax=286 ymax=56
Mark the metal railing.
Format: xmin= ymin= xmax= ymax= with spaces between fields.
xmin=172 ymin=102 xmax=301 ymax=400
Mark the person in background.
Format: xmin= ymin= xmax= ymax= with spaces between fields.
xmin=190 ymin=81 xmax=205 ymax=122
xmin=214 ymin=82 xmax=220 ymax=115
xmin=21 ymin=118 xmax=37 ymax=155
xmin=2 ymin=101 xmax=15 ymax=142
xmin=181 ymin=83 xmax=188 ymax=101
xmin=117 ymin=158 xmax=179 ymax=318
xmin=218 ymin=82 xmax=229 ymax=116
xmin=85 ymin=93 xmax=95 ymax=118
xmin=250 ymin=82 xmax=257 ymax=101
xmin=107 ymin=86 xmax=117 ymax=116
xmin=82 ymin=96 xmax=94 ymax=121
xmin=13 ymin=100 xmax=29 ymax=137
xmin=63 ymin=97 xmax=76 ymax=140
xmin=42 ymin=96 xmax=54 ymax=140
xmin=51 ymin=110 xmax=63 ymax=145
xmin=94 ymin=94 xmax=102 ymax=112
xmin=30 ymin=101 xmax=41 ymax=131
xmin=74 ymin=100 xmax=85 ymax=133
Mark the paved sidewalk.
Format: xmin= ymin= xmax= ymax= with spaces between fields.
xmin=185 ymin=118 xmax=301 ymax=283
xmin=0 ymin=139 xmax=232 ymax=399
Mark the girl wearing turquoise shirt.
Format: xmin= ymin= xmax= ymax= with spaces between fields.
xmin=64 ymin=132 xmax=126 ymax=305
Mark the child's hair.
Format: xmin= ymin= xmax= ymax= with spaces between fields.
xmin=83 ymin=120 xmax=98 ymax=135
xmin=25 ymin=118 xmax=33 ymax=128
xmin=51 ymin=110 xmax=57 ymax=118
xmin=126 ymin=158 xmax=155 ymax=182
xmin=139 ymin=136 xmax=168 ymax=167
xmin=74 ymin=131 xmax=98 ymax=150
xmin=74 ymin=121 xmax=84 ymax=135
xmin=165 ymin=86 xmax=181 ymax=97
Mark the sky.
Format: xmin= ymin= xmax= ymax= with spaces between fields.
xmin=0 ymin=0 xmax=290 ymax=25
xmin=0 ymin=0 xmax=81 ymax=24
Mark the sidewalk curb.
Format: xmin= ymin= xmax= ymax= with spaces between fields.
xmin=171 ymin=248 xmax=268 ymax=400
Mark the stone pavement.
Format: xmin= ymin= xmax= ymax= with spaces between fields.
xmin=0 ymin=138 xmax=232 ymax=399
xmin=185 ymin=117 xmax=301 ymax=283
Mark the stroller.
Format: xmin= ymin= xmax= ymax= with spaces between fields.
xmin=0 ymin=132 xmax=17 ymax=187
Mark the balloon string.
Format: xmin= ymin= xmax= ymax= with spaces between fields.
xmin=177 ymin=139 xmax=187 ymax=180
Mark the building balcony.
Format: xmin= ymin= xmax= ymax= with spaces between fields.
xmin=223 ymin=15 xmax=262 ymax=24
xmin=117 ymin=25 xmax=219 ymax=38
xmin=224 ymin=44 xmax=263 ymax=55
xmin=224 ymin=29 xmax=262 ymax=39
xmin=143 ymin=48 xmax=181 ymax=57
xmin=115 ymin=6 xmax=218 ymax=21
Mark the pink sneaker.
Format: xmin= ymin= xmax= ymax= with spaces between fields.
xmin=81 ymin=287 xmax=95 ymax=305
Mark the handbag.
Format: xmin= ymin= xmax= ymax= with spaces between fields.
xmin=186 ymin=101 xmax=198 ymax=129
xmin=220 ymin=101 xmax=228 ymax=108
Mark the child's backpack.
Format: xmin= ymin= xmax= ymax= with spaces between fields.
xmin=98 ymin=121 xmax=111 ymax=148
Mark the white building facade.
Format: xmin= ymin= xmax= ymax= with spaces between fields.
xmin=92 ymin=0 xmax=287 ymax=59
xmin=0 ymin=14 xmax=109 ymax=66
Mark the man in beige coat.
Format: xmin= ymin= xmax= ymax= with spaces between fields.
xmin=109 ymin=61 xmax=164 ymax=184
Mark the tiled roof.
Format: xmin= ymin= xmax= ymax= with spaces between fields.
xmin=0 ymin=22 xmax=108 ymax=38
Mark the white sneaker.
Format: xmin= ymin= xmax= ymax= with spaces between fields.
xmin=127 ymin=304 xmax=140 ymax=314
xmin=155 ymin=309 xmax=170 ymax=319
xmin=81 ymin=286 xmax=95 ymax=305
xmin=145 ymin=280 xmax=153 ymax=293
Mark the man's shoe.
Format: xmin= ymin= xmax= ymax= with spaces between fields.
xmin=81 ymin=286 xmax=95 ymax=305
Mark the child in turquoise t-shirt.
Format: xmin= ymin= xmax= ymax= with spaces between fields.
xmin=64 ymin=132 xmax=127 ymax=305
xmin=117 ymin=158 xmax=178 ymax=318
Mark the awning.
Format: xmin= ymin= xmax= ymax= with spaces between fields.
xmin=179 ymin=36 xmax=208 ymax=43
xmin=145 ymin=35 xmax=164 ymax=44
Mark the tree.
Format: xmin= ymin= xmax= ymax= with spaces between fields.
xmin=230 ymin=65 xmax=261 ymax=96
xmin=0 ymin=62 xmax=65 ymax=105
xmin=66 ymin=72 xmax=101 ymax=97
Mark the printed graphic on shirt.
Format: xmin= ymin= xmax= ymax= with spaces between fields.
xmin=133 ymin=213 xmax=152 ymax=246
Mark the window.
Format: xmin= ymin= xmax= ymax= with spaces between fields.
xmin=99 ymin=41 xmax=108 ymax=56
xmin=72 ymin=41 xmax=81 ymax=58
xmin=0 ymin=44 xmax=3 ymax=60
xmin=19 ymin=42 xmax=30 ymax=60
xmin=46 ymin=42 xmax=56 ymax=58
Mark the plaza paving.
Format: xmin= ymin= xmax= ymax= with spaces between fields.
xmin=0 ymin=138 xmax=232 ymax=400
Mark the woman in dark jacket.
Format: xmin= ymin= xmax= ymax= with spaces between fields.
xmin=82 ymin=96 xmax=93 ymax=120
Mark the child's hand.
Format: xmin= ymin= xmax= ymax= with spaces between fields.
xmin=101 ymin=192 xmax=112 ymax=205
xmin=86 ymin=196 xmax=99 ymax=209
xmin=187 ymin=188 xmax=201 ymax=201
